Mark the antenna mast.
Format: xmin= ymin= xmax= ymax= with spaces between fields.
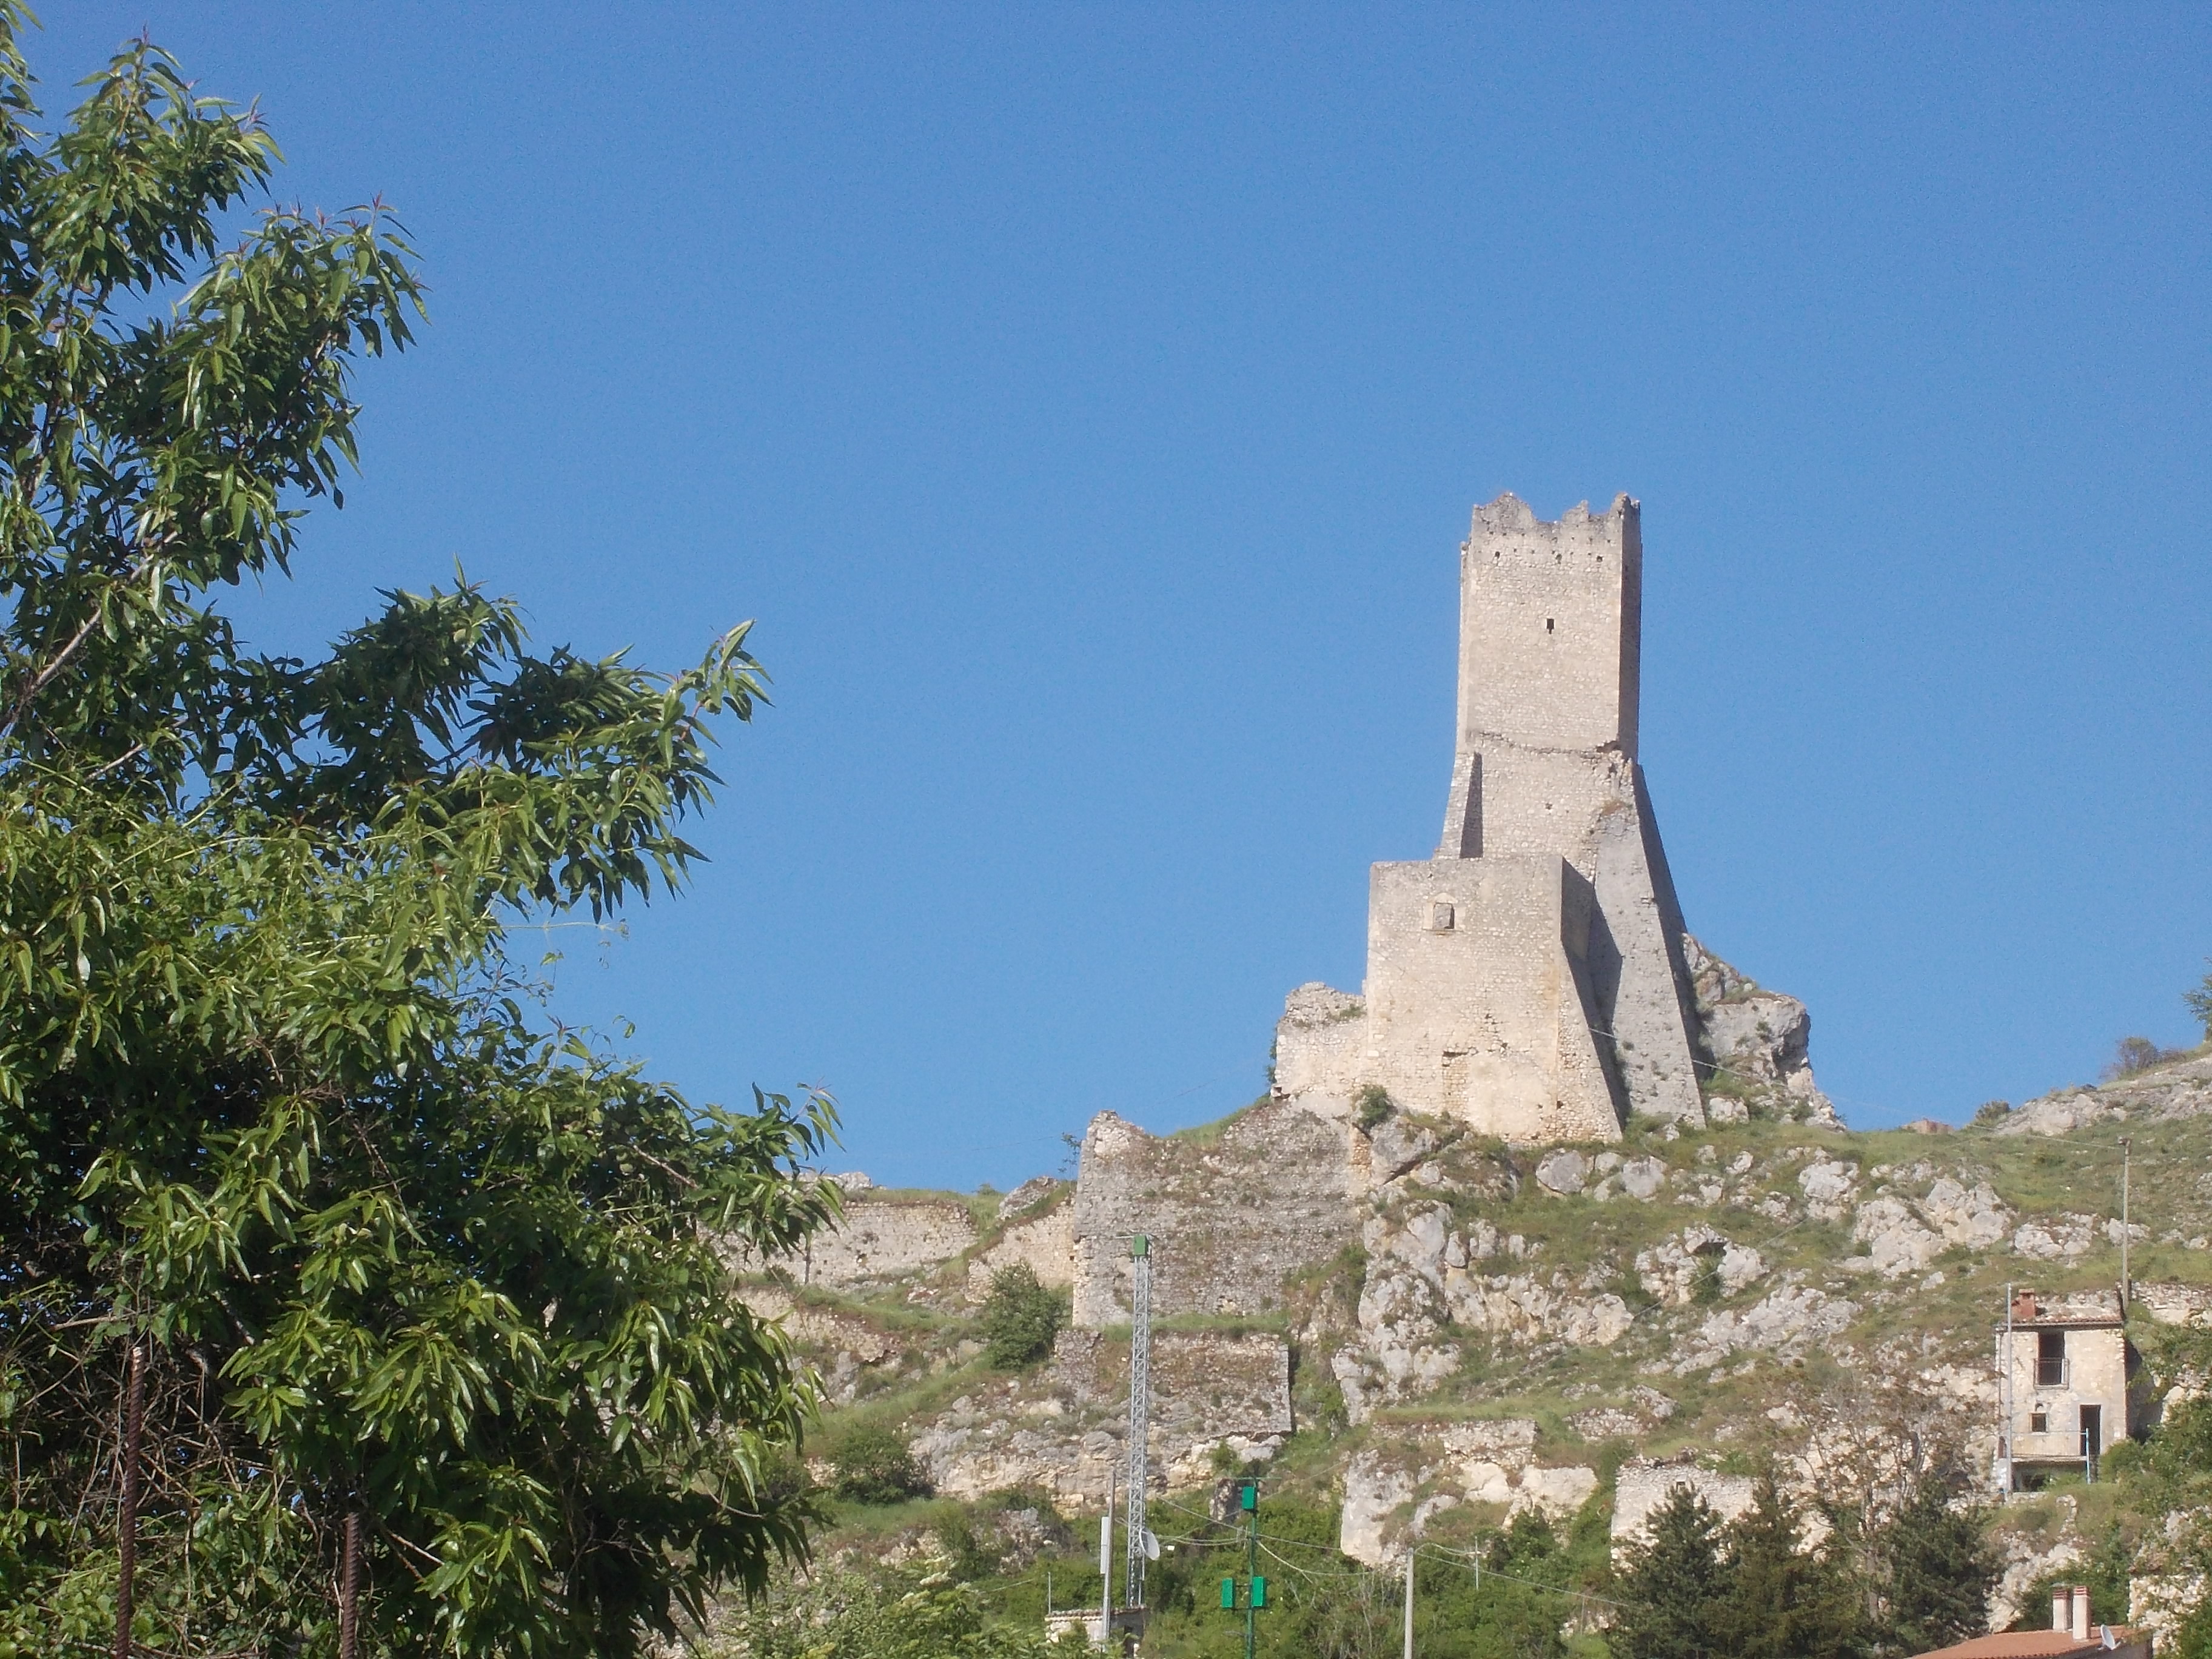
xmin=1126 ymin=1235 xmax=1153 ymax=1609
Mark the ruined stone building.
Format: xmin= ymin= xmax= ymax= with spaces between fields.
xmin=1274 ymin=492 xmax=1713 ymax=1142
xmin=1996 ymin=1287 xmax=2136 ymax=1490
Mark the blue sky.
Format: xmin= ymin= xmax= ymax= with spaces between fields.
xmin=40 ymin=5 xmax=2211 ymax=1188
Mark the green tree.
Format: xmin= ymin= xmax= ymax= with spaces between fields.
xmin=1611 ymin=1487 xmax=1730 ymax=1659
xmin=2187 ymin=961 xmax=2212 ymax=1043
xmin=826 ymin=1424 xmax=935 ymax=1506
xmin=1718 ymin=1474 xmax=1865 ymax=1659
xmin=1866 ymin=1469 xmax=1997 ymax=1657
xmin=1447 ymin=1511 xmax=1577 ymax=1659
xmin=0 ymin=14 xmax=836 ymax=1657
xmin=981 ymin=1262 xmax=1066 ymax=1369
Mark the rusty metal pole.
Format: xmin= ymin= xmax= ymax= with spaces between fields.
xmin=338 ymin=1510 xmax=364 ymax=1659
xmin=114 ymin=1341 xmax=146 ymax=1659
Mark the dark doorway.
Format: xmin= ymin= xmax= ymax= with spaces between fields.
xmin=2080 ymin=1403 xmax=2103 ymax=1475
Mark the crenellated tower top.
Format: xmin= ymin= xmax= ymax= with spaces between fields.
xmin=1455 ymin=491 xmax=1641 ymax=762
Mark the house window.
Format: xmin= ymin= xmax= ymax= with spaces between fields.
xmin=2038 ymin=1330 xmax=2065 ymax=1387
xmin=1430 ymin=901 xmax=1455 ymax=931
xmin=2029 ymin=1411 xmax=2047 ymax=1433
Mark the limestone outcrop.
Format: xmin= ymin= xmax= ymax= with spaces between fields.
xmin=1339 ymin=1417 xmax=1598 ymax=1565
xmin=1996 ymin=1053 xmax=2212 ymax=1136
xmin=1684 ymin=937 xmax=1838 ymax=1126
xmin=1611 ymin=1461 xmax=1760 ymax=1548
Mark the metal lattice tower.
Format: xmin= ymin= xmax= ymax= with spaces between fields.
xmin=1125 ymin=1235 xmax=1152 ymax=1608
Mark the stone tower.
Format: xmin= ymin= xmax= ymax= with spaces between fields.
xmin=1273 ymin=492 xmax=1706 ymax=1141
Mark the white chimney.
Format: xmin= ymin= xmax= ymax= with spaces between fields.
xmin=2071 ymin=1584 xmax=2091 ymax=1642
xmin=2054 ymin=1587 xmax=2071 ymax=1631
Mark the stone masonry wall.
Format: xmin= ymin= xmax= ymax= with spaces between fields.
xmin=799 ymin=1195 xmax=976 ymax=1287
xmin=967 ymin=1199 xmax=1076 ymax=1298
xmin=1071 ymin=1102 xmax=1357 ymax=1327
xmin=1456 ymin=492 xmax=1640 ymax=756
xmin=1356 ymin=854 xmax=1623 ymax=1141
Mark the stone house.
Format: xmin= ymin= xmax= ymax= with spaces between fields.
xmin=1996 ymin=1287 xmax=2134 ymax=1489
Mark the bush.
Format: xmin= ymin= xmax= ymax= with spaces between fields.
xmin=1355 ymin=1084 xmax=1395 ymax=1131
xmin=2105 ymin=1036 xmax=2188 ymax=1081
xmin=1972 ymin=1099 xmax=2013 ymax=1127
xmin=982 ymin=1264 xmax=1066 ymax=1369
xmin=827 ymin=1424 xmax=934 ymax=1505
xmin=934 ymin=1513 xmax=1001 ymax=1583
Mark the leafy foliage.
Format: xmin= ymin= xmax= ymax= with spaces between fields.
xmin=2188 ymin=962 xmax=2212 ymax=1042
xmin=704 ymin=1563 xmax=1062 ymax=1658
xmin=826 ymin=1425 xmax=935 ymax=1506
xmin=1355 ymin=1084 xmax=1395 ymax=1132
xmin=0 ymin=13 xmax=837 ymax=1657
xmin=1415 ymin=1509 xmax=1597 ymax=1659
xmin=980 ymin=1263 xmax=1065 ymax=1370
xmin=1131 ymin=1498 xmax=1610 ymax=1659
xmin=2014 ymin=1526 xmax=2132 ymax=1643
xmin=1612 ymin=1467 xmax=2008 ymax=1659
xmin=2100 ymin=1324 xmax=2212 ymax=1657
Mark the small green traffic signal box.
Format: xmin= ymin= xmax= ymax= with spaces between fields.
xmin=1219 ymin=1575 xmax=1267 ymax=1610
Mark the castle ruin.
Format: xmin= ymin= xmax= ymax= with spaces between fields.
xmin=1273 ymin=492 xmax=1708 ymax=1141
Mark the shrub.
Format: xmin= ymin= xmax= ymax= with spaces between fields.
xmin=1972 ymin=1099 xmax=2013 ymax=1127
xmin=934 ymin=1513 xmax=1001 ymax=1583
xmin=2104 ymin=1036 xmax=2187 ymax=1081
xmin=982 ymin=1264 xmax=1065 ymax=1369
xmin=1355 ymin=1084 xmax=1395 ymax=1131
xmin=826 ymin=1424 xmax=934 ymax=1505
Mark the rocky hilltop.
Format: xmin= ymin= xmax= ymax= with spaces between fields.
xmin=742 ymin=1042 xmax=2212 ymax=1638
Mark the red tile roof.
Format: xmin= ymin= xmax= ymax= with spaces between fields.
xmin=1914 ymin=1631 xmax=2145 ymax=1659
